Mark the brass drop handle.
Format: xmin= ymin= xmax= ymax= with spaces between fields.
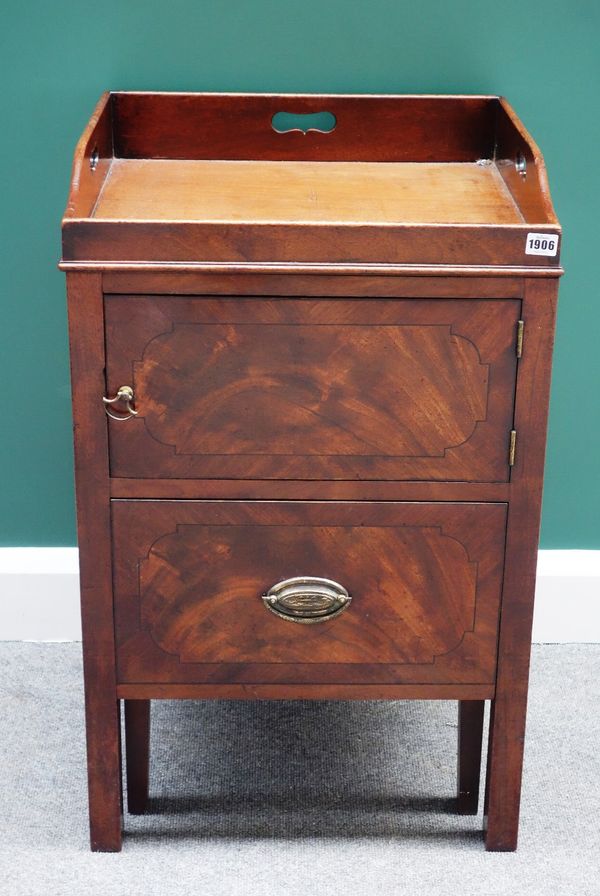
xmin=102 ymin=385 xmax=138 ymax=421
xmin=262 ymin=576 xmax=351 ymax=624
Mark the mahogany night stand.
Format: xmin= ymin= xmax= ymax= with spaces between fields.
xmin=60 ymin=92 xmax=562 ymax=851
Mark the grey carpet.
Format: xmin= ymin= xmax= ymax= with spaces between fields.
xmin=0 ymin=643 xmax=598 ymax=895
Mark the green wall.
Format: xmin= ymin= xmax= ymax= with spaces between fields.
xmin=1 ymin=1 xmax=598 ymax=547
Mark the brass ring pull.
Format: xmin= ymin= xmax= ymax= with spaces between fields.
xmin=102 ymin=385 xmax=138 ymax=421
xmin=262 ymin=576 xmax=351 ymax=624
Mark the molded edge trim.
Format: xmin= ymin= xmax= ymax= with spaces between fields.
xmin=59 ymin=261 xmax=564 ymax=278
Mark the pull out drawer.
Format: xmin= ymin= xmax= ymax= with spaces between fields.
xmin=112 ymin=501 xmax=507 ymax=686
xmin=105 ymin=295 xmax=520 ymax=482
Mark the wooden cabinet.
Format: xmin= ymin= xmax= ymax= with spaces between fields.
xmin=61 ymin=92 xmax=562 ymax=852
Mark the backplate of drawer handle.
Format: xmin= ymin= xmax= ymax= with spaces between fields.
xmin=262 ymin=576 xmax=352 ymax=624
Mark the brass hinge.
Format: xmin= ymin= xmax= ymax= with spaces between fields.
xmin=508 ymin=429 xmax=517 ymax=467
xmin=516 ymin=320 xmax=524 ymax=358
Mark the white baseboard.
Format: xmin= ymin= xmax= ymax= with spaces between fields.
xmin=531 ymin=551 xmax=600 ymax=642
xmin=0 ymin=548 xmax=598 ymax=643
xmin=0 ymin=549 xmax=82 ymax=641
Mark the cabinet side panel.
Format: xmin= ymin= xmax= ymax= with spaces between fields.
xmin=485 ymin=277 xmax=559 ymax=850
xmin=66 ymin=272 xmax=122 ymax=851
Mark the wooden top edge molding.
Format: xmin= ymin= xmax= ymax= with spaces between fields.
xmin=108 ymin=90 xmax=502 ymax=100
xmin=58 ymin=260 xmax=564 ymax=277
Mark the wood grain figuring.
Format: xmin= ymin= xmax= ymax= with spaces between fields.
xmin=111 ymin=501 xmax=507 ymax=686
xmin=93 ymin=160 xmax=523 ymax=225
xmin=142 ymin=526 xmax=475 ymax=665
xmin=105 ymin=296 xmax=519 ymax=482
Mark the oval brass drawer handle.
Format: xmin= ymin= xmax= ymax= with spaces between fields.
xmin=102 ymin=385 xmax=138 ymax=421
xmin=262 ymin=576 xmax=351 ymax=624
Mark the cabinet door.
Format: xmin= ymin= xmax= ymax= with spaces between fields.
xmin=105 ymin=295 xmax=520 ymax=482
xmin=112 ymin=500 xmax=507 ymax=686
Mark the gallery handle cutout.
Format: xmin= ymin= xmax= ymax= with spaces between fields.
xmin=271 ymin=111 xmax=337 ymax=135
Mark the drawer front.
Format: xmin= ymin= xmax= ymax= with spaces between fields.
xmin=112 ymin=501 xmax=507 ymax=685
xmin=105 ymin=295 xmax=520 ymax=482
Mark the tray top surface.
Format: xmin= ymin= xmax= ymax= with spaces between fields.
xmin=92 ymin=158 xmax=523 ymax=226
xmin=61 ymin=93 xmax=561 ymax=268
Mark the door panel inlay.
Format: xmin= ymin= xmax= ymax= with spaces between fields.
xmin=105 ymin=296 xmax=520 ymax=481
